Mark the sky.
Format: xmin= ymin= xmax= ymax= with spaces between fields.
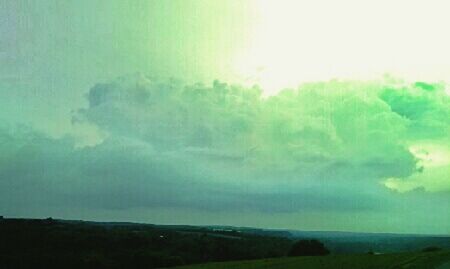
xmin=0 ymin=0 xmax=449 ymax=234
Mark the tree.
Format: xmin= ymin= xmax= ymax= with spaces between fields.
xmin=422 ymin=246 xmax=441 ymax=252
xmin=288 ymin=239 xmax=330 ymax=257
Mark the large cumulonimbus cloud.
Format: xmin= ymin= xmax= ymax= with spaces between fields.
xmin=76 ymin=75 xmax=449 ymax=191
xmin=1 ymin=74 xmax=449 ymax=221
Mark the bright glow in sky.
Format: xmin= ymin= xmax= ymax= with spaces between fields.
xmin=234 ymin=0 xmax=450 ymax=93
xmin=410 ymin=143 xmax=450 ymax=168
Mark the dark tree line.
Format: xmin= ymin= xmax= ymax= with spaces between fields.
xmin=0 ymin=219 xmax=293 ymax=269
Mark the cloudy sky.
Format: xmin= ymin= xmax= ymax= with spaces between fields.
xmin=1 ymin=0 xmax=449 ymax=234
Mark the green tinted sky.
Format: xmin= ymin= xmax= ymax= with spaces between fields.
xmin=1 ymin=0 xmax=256 ymax=134
xmin=1 ymin=0 xmax=449 ymax=234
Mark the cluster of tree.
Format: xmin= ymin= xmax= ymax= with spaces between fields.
xmin=422 ymin=246 xmax=442 ymax=252
xmin=288 ymin=239 xmax=330 ymax=257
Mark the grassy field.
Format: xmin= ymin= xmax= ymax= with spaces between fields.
xmin=172 ymin=250 xmax=450 ymax=269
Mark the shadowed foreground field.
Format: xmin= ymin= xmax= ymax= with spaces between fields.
xmin=2 ymin=218 xmax=449 ymax=269
xmin=173 ymin=251 xmax=450 ymax=269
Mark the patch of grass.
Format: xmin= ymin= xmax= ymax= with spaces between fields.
xmin=172 ymin=250 xmax=450 ymax=269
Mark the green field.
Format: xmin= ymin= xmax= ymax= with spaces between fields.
xmin=173 ymin=251 xmax=450 ymax=269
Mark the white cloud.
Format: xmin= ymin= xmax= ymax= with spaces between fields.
xmin=1 ymin=76 xmax=449 ymax=225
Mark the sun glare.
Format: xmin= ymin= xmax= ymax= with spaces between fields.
xmin=234 ymin=0 xmax=450 ymax=94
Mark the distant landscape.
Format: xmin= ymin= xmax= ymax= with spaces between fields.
xmin=2 ymin=217 xmax=449 ymax=268
xmin=3 ymin=1 xmax=450 ymax=269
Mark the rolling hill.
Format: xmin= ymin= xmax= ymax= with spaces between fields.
xmin=173 ymin=250 xmax=450 ymax=269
